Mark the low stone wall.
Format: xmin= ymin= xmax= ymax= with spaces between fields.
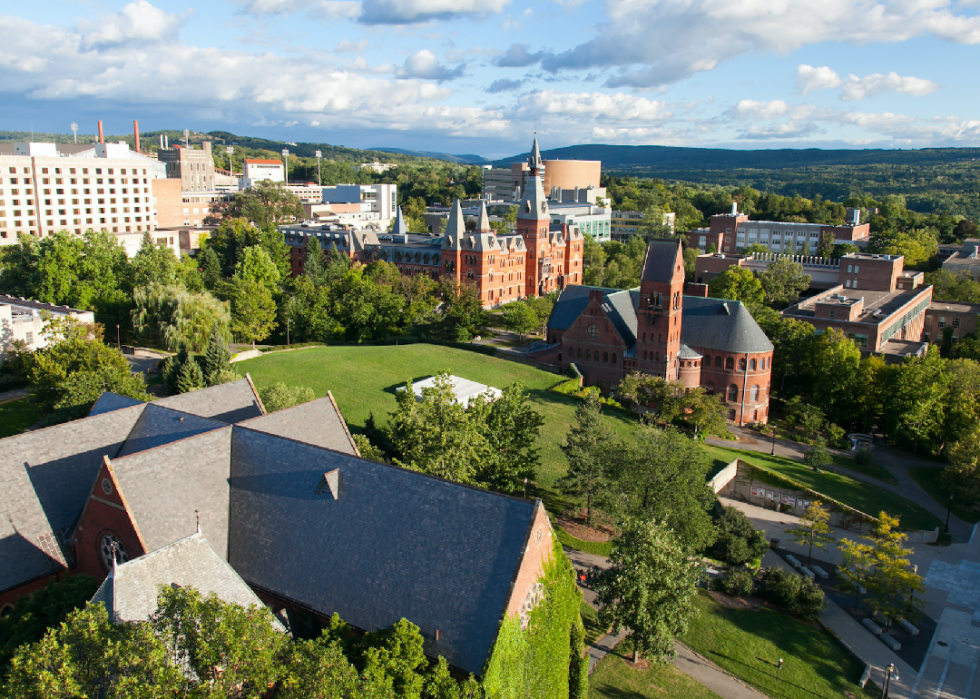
xmin=230 ymin=349 xmax=263 ymax=363
xmin=709 ymin=459 xmax=739 ymax=494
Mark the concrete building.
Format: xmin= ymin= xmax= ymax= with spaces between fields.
xmin=548 ymin=201 xmax=612 ymax=243
xmin=242 ymin=159 xmax=284 ymax=188
xmin=923 ymin=301 xmax=980 ymax=344
xmin=322 ymin=183 xmax=396 ymax=223
xmin=611 ymin=210 xmax=676 ymax=241
xmin=482 ymin=162 xmax=539 ymax=202
xmin=542 ymin=159 xmax=601 ymax=196
xmin=157 ymin=143 xmax=216 ymax=192
xmin=535 ymin=238 xmax=774 ymax=425
xmin=688 ymin=203 xmax=871 ymax=254
xmin=0 ymin=295 xmax=95 ymax=359
xmin=940 ymin=239 xmax=980 ymax=280
xmin=0 ymin=142 xmax=163 ymax=245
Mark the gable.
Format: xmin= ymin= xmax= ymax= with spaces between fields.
xmin=0 ymin=462 xmax=66 ymax=593
xmin=89 ymin=392 xmax=145 ymax=417
xmin=154 ymin=379 xmax=264 ymax=424
xmin=116 ymin=404 xmax=227 ymax=458
xmin=237 ymin=394 xmax=357 ymax=455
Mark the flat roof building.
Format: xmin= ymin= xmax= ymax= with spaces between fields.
xmin=157 ymin=143 xmax=216 ymax=193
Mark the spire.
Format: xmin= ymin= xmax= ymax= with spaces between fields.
xmin=516 ymin=165 xmax=549 ymax=221
xmin=391 ymin=206 xmax=408 ymax=237
xmin=442 ymin=200 xmax=465 ymax=250
xmin=528 ymin=135 xmax=543 ymax=172
xmin=476 ymin=200 xmax=491 ymax=232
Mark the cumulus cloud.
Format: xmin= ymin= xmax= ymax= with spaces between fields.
xmin=239 ymin=0 xmax=360 ymax=19
xmin=359 ymin=0 xmax=509 ymax=23
xmin=487 ymin=78 xmax=525 ymax=93
xmin=737 ymin=122 xmax=822 ymax=140
xmin=78 ymin=0 xmax=186 ymax=49
xmin=796 ymin=65 xmax=842 ymax=94
xmin=539 ymin=0 xmax=980 ymax=88
xmin=396 ymin=49 xmax=464 ymax=81
xmin=841 ymin=72 xmax=940 ymax=100
xmin=728 ymin=99 xmax=789 ymax=120
xmin=494 ymin=43 xmax=544 ymax=67
xmin=335 ymin=38 xmax=369 ymax=52
xmin=517 ymin=89 xmax=670 ymax=122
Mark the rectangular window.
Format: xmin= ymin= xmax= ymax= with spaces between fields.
xmin=25 ymin=331 xmax=33 ymax=344
xmin=847 ymin=265 xmax=852 ymax=273
xmin=953 ymin=318 xmax=960 ymax=329
xmin=829 ymin=309 xmax=836 ymax=318
xmin=938 ymin=317 xmax=946 ymax=328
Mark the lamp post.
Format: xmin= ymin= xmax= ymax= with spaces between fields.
xmin=315 ymin=150 xmax=322 ymax=186
xmin=908 ymin=564 xmax=918 ymax=611
xmin=882 ymin=663 xmax=898 ymax=699
xmin=116 ymin=324 xmax=120 ymax=350
xmin=771 ymin=421 xmax=777 ymax=456
xmin=282 ymin=149 xmax=289 ymax=186
xmin=945 ymin=493 xmax=953 ymax=534
xmin=225 ymin=146 xmax=234 ymax=177
xmin=286 ymin=319 xmax=291 ymax=347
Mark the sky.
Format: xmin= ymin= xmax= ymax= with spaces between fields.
xmin=1 ymin=0 xmax=979 ymax=158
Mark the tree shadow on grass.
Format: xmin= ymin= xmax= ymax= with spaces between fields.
xmin=709 ymin=651 xmax=838 ymax=699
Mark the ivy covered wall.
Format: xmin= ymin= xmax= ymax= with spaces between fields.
xmin=482 ymin=539 xmax=587 ymax=699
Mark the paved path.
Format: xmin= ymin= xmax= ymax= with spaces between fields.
xmin=0 ymin=388 xmax=27 ymax=404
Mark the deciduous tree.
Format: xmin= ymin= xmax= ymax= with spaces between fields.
xmin=758 ymin=257 xmax=812 ymax=308
xmin=707 ymin=266 xmax=764 ymax=307
xmin=232 ymin=279 xmax=277 ymax=348
xmin=785 ymin=500 xmax=835 ymax=566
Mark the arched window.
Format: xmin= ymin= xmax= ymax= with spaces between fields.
xmin=725 ymin=357 xmax=734 ymax=370
xmin=577 ymin=347 xmax=582 ymax=358
xmin=750 ymin=384 xmax=759 ymax=401
xmin=704 ymin=354 xmax=711 ymax=366
xmin=738 ymin=358 xmax=747 ymax=370
xmin=586 ymin=350 xmax=591 ymax=360
xmin=715 ymin=357 xmax=722 ymax=368
xmin=728 ymin=384 xmax=739 ymax=402
xmin=750 ymin=359 xmax=757 ymax=371
xmin=603 ymin=352 xmax=609 ymax=362
xmin=612 ymin=353 xmax=617 ymax=364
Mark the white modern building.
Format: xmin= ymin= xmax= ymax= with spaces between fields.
xmin=321 ymin=183 xmax=397 ymax=224
xmin=0 ymin=142 xmax=164 ymax=246
xmin=242 ymin=159 xmax=285 ymax=189
xmin=0 ymin=295 xmax=95 ymax=360
xmin=548 ymin=201 xmax=612 ymax=242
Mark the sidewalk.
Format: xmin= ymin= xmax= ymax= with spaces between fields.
xmin=0 ymin=388 xmax=27 ymax=404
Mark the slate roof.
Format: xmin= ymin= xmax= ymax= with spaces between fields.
xmin=545 ymin=286 xmax=638 ymax=347
xmin=228 ymin=427 xmax=538 ymax=675
xmin=116 ymin=404 xmax=227 ymax=458
xmin=680 ymin=297 xmax=774 ymax=354
xmin=110 ymin=428 xmax=234 ymax=559
xmin=442 ymin=200 xmax=465 ymax=251
xmin=516 ymin=167 xmax=548 ymax=221
xmin=677 ymin=343 xmax=703 ymax=359
xmin=91 ymin=532 xmax=280 ymax=627
xmin=154 ymin=379 xmax=264 ymax=424
xmin=640 ymin=238 xmax=683 ymax=282
xmin=391 ymin=206 xmax=409 ymax=237
xmin=0 ymin=461 xmax=66 ymax=593
xmin=236 ymin=394 xmax=358 ymax=455
xmin=89 ymin=392 xmax=144 ymax=416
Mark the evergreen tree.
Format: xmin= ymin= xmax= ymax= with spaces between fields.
xmin=202 ymin=322 xmax=232 ymax=386
xmin=176 ymin=354 xmax=205 ymax=393
xmin=556 ymin=391 xmax=612 ymax=525
xmin=304 ymin=235 xmax=329 ymax=286
xmin=198 ymin=246 xmax=222 ymax=290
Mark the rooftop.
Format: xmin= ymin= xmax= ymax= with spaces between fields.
xmin=401 ymin=375 xmax=502 ymax=407
xmin=929 ymin=301 xmax=980 ymax=313
xmin=786 ymin=286 xmax=931 ymax=323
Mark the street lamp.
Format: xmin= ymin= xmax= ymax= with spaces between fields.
xmin=282 ymin=149 xmax=290 ymax=186
xmin=881 ymin=663 xmax=898 ymax=699
xmin=286 ymin=318 xmax=291 ymax=347
xmin=908 ymin=564 xmax=918 ymax=611
xmin=771 ymin=421 xmax=777 ymax=456
xmin=315 ymin=150 xmax=322 ymax=186
xmin=116 ymin=324 xmax=120 ymax=350
xmin=225 ymin=146 xmax=234 ymax=177
xmin=945 ymin=493 xmax=953 ymax=534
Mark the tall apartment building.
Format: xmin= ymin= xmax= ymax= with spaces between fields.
xmin=0 ymin=142 xmax=162 ymax=245
xmin=157 ymin=142 xmax=216 ymax=192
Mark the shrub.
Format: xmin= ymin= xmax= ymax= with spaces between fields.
xmin=855 ymin=447 xmax=874 ymax=467
xmin=714 ymin=570 xmax=755 ymax=598
xmin=259 ymin=382 xmax=315 ymax=412
xmin=826 ymin=423 xmax=846 ymax=448
xmin=715 ymin=506 xmax=769 ymax=566
xmin=758 ymin=567 xmax=825 ymax=620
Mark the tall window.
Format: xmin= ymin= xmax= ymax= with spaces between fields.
xmin=749 ymin=359 xmax=756 ymax=371
xmin=715 ymin=357 xmax=722 ymax=368
xmin=704 ymin=354 xmax=711 ymax=366
xmin=738 ymin=358 xmax=747 ymax=370
xmin=727 ymin=384 xmax=738 ymax=402
xmin=725 ymin=357 xmax=734 ymax=370
xmin=750 ymin=385 xmax=759 ymax=401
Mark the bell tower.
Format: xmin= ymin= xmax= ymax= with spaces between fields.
xmin=517 ymin=136 xmax=552 ymax=295
xmin=635 ymin=239 xmax=685 ymax=380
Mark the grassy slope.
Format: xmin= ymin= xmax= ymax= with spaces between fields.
xmin=830 ymin=454 xmax=898 ymax=485
xmin=589 ymin=647 xmax=723 ymax=699
xmin=237 ymin=345 xmax=639 ymax=490
xmin=909 ymin=467 xmax=980 ymax=524
xmin=0 ymin=399 xmax=38 ymax=438
xmin=683 ymin=592 xmax=875 ymax=699
xmin=705 ymin=445 xmax=942 ymax=532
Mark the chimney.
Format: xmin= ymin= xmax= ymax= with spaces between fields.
xmin=165 ymin=135 xmax=169 ymax=149
xmin=133 ymin=120 xmax=140 ymax=154
xmin=160 ymin=134 xmax=164 ymax=150
xmin=731 ymin=202 xmax=738 ymax=216
xmin=98 ymin=121 xmax=104 ymax=144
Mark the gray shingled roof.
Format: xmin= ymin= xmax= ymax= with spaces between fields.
xmin=228 ymin=427 xmax=537 ymax=676
xmin=116 ymin=404 xmax=227 ymax=458
xmin=0 ymin=461 xmax=67 ymax=593
xmin=546 ymin=286 xmax=637 ymax=347
xmin=677 ymin=343 xmax=703 ymax=359
xmin=640 ymin=238 xmax=682 ymax=282
xmin=91 ymin=532 xmax=280 ymax=627
xmin=155 ymin=379 xmax=264 ymax=424
xmin=236 ymin=394 xmax=358 ymax=455
xmin=89 ymin=392 xmax=144 ymax=417
xmin=110 ymin=428 xmax=234 ymax=559
xmin=680 ymin=297 xmax=774 ymax=354
xmin=547 ymin=285 xmax=597 ymax=330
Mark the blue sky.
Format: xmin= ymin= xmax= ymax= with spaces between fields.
xmin=1 ymin=0 xmax=979 ymax=158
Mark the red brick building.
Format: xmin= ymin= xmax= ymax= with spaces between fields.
xmin=540 ymin=239 xmax=774 ymax=425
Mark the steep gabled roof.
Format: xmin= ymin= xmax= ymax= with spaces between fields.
xmin=640 ymin=238 xmax=683 ymax=283
xmin=391 ymin=206 xmax=409 ymax=237
xmin=680 ymin=296 xmax=774 ymax=354
xmin=228 ymin=427 xmax=537 ymax=676
xmin=89 ymin=392 xmax=145 ymax=417
xmin=0 ymin=462 xmax=67 ymax=593
xmin=91 ymin=532 xmax=279 ymax=627
xmin=442 ymin=200 xmax=465 ymax=250
xmin=109 ymin=428 xmax=234 ymax=559
xmin=116 ymin=404 xmax=227 ymax=458
xmin=236 ymin=394 xmax=358 ymax=455
xmin=155 ymin=379 xmax=264 ymax=424
xmin=476 ymin=200 xmax=491 ymax=232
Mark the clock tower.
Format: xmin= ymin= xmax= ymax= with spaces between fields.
xmin=517 ymin=136 xmax=556 ymax=295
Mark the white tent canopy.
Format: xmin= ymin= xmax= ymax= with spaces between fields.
xmin=401 ymin=375 xmax=502 ymax=408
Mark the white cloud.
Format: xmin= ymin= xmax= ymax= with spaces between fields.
xmin=729 ymin=99 xmax=789 ymax=120
xmin=796 ymin=65 xmax=842 ymax=94
xmin=335 ymin=38 xmax=369 ymax=52
xmin=517 ymin=89 xmax=670 ymax=122
xmin=359 ymin=0 xmax=510 ymax=23
xmin=737 ymin=122 xmax=822 ymax=140
xmin=494 ymin=43 xmax=543 ymax=67
xmin=539 ymin=0 xmax=980 ymax=88
xmin=396 ymin=49 xmax=465 ymax=81
xmin=841 ymin=72 xmax=940 ymax=100
xmin=78 ymin=0 xmax=186 ymax=50
xmin=238 ymin=0 xmax=360 ymax=19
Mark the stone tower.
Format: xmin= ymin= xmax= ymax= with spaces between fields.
xmin=635 ymin=238 xmax=685 ymax=380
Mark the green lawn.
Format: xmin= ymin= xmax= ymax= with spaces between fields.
xmin=237 ymin=344 xmax=639 ymax=490
xmin=830 ymin=454 xmax=898 ymax=485
xmin=705 ymin=445 xmax=942 ymax=532
xmin=557 ymin=528 xmax=613 ymax=557
xmin=683 ymin=592 xmax=876 ymax=699
xmin=0 ymin=399 xmax=38 ymax=438
xmin=580 ymin=601 xmax=607 ymax=646
xmin=909 ymin=467 xmax=980 ymax=524
xmin=589 ymin=642 xmax=723 ymax=699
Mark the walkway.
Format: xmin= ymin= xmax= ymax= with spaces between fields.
xmin=565 ymin=546 xmax=768 ymax=699
xmin=0 ymin=388 xmax=27 ymax=404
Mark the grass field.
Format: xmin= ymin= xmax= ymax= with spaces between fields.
xmin=589 ymin=641 xmax=722 ymax=699
xmin=580 ymin=601 xmax=607 ymax=646
xmin=705 ymin=445 xmax=942 ymax=532
xmin=0 ymin=399 xmax=37 ymax=438
xmin=683 ymin=592 xmax=876 ymax=699
xmin=909 ymin=467 xmax=980 ymax=524
xmin=237 ymin=344 xmax=640 ymax=490
xmin=556 ymin=528 xmax=613 ymax=557
xmin=830 ymin=454 xmax=898 ymax=485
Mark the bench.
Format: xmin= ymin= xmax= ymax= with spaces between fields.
xmin=881 ymin=634 xmax=902 ymax=651
xmin=898 ymin=619 xmax=919 ymax=636
xmin=800 ymin=566 xmax=815 ymax=579
xmin=862 ymin=618 xmax=883 ymax=636
xmin=786 ymin=554 xmax=801 ymax=568
xmin=812 ymin=565 xmax=829 ymax=579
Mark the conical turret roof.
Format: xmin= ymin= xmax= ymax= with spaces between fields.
xmin=391 ymin=206 xmax=408 ymax=237
xmin=442 ymin=200 xmax=465 ymax=250
xmin=528 ymin=135 xmax=543 ymax=171
xmin=476 ymin=200 xmax=491 ymax=232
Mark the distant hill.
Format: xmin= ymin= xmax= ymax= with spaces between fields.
xmin=369 ymin=147 xmax=490 ymax=165
xmin=492 ymin=144 xmax=980 ymax=171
